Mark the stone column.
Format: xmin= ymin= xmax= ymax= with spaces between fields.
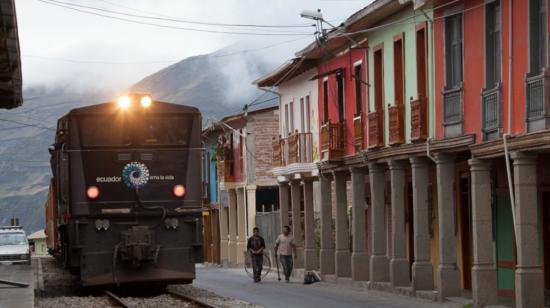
xmin=228 ymin=189 xmax=238 ymax=264
xmin=389 ymin=160 xmax=410 ymax=287
xmin=303 ymin=178 xmax=318 ymax=271
xmin=319 ymin=174 xmax=335 ymax=275
xmin=219 ymin=198 xmax=229 ymax=265
xmin=469 ymin=158 xmax=497 ymax=307
xmin=236 ymin=187 xmax=246 ymax=265
xmin=334 ymin=170 xmax=351 ymax=277
xmin=290 ymin=180 xmax=304 ymax=268
xmin=369 ymin=163 xmax=389 ymax=282
xmin=350 ymin=167 xmax=369 ymax=281
xmin=278 ymin=181 xmax=290 ymax=233
xmin=246 ymin=185 xmax=257 ymax=236
xmin=434 ymin=153 xmax=460 ymax=301
xmin=511 ymin=152 xmax=543 ymax=308
xmin=409 ymin=157 xmax=433 ymax=291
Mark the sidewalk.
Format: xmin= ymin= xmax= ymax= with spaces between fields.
xmin=193 ymin=264 xmax=463 ymax=308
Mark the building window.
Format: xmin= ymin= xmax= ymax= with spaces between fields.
xmin=526 ymin=0 xmax=548 ymax=132
xmin=305 ymin=95 xmax=311 ymax=132
xmin=289 ymin=101 xmax=295 ymax=133
xmin=288 ymin=102 xmax=294 ymax=134
xmin=445 ymin=12 xmax=463 ymax=89
xmin=394 ymin=35 xmax=405 ymax=107
xmin=323 ymin=79 xmax=329 ymax=122
xmin=300 ymin=97 xmax=305 ymax=133
xmin=372 ymin=44 xmax=385 ymax=146
xmin=443 ymin=11 xmax=464 ymax=137
xmin=529 ymin=0 xmax=548 ymax=73
xmin=482 ymin=0 xmax=502 ymax=140
xmin=336 ymin=72 xmax=345 ymax=122
xmin=416 ymin=24 xmax=428 ymax=99
xmin=284 ymin=104 xmax=289 ymax=136
xmin=486 ymin=0 xmax=501 ymax=88
xmin=354 ymin=64 xmax=363 ymax=115
xmin=373 ymin=47 xmax=384 ymax=113
xmin=391 ymin=34 xmax=405 ymax=144
xmin=239 ymin=130 xmax=244 ymax=174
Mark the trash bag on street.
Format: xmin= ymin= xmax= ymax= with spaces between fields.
xmin=303 ymin=271 xmax=320 ymax=285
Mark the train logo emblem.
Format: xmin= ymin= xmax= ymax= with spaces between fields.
xmin=121 ymin=162 xmax=150 ymax=189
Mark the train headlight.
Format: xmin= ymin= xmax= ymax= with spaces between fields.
xmin=173 ymin=185 xmax=186 ymax=198
xmin=117 ymin=95 xmax=131 ymax=109
xmin=87 ymin=186 xmax=100 ymax=200
xmin=140 ymin=95 xmax=152 ymax=108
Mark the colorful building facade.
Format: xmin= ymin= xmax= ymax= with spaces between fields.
xmin=204 ymin=106 xmax=279 ymax=266
xmin=253 ymin=0 xmax=550 ymax=307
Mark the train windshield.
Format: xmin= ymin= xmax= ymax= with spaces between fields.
xmin=136 ymin=116 xmax=192 ymax=146
xmin=79 ymin=115 xmax=192 ymax=147
xmin=80 ymin=115 xmax=131 ymax=147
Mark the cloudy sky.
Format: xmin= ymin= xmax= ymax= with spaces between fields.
xmin=17 ymin=0 xmax=372 ymax=91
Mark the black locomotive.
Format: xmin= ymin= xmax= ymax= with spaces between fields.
xmin=46 ymin=94 xmax=203 ymax=286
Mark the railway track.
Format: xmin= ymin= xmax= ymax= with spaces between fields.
xmin=105 ymin=290 xmax=131 ymax=308
xmin=167 ymin=289 xmax=220 ymax=308
xmin=104 ymin=289 xmax=220 ymax=308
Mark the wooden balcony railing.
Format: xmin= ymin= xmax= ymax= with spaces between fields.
xmin=219 ymin=160 xmax=234 ymax=182
xmin=272 ymin=133 xmax=313 ymax=167
xmin=388 ymin=103 xmax=405 ymax=145
xmin=320 ymin=121 xmax=345 ymax=161
xmin=410 ymin=96 xmax=428 ymax=142
xmin=368 ymin=111 xmax=383 ymax=148
xmin=288 ymin=132 xmax=313 ymax=164
xmin=353 ymin=113 xmax=364 ymax=151
xmin=526 ymin=72 xmax=550 ymax=132
xmin=272 ymin=137 xmax=285 ymax=167
xmin=481 ymin=85 xmax=501 ymax=140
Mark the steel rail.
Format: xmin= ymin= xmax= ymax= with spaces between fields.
xmin=105 ymin=290 xmax=131 ymax=308
xmin=167 ymin=289 xmax=220 ymax=308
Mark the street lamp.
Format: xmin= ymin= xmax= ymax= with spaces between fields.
xmin=300 ymin=10 xmax=323 ymax=21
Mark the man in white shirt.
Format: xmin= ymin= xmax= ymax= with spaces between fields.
xmin=274 ymin=225 xmax=296 ymax=282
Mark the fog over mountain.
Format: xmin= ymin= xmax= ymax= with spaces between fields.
xmin=0 ymin=44 xmax=278 ymax=232
xmin=131 ymin=43 xmax=277 ymax=122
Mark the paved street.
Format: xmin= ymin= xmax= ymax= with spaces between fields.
xmin=0 ymin=263 xmax=34 ymax=308
xmin=193 ymin=265 xmax=462 ymax=308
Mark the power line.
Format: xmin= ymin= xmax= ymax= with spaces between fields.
xmin=0 ymin=118 xmax=56 ymax=131
xmin=245 ymin=56 xmax=308 ymax=111
xmin=22 ymin=36 xmax=310 ymax=65
xmin=36 ymin=0 xmax=313 ymax=36
xmin=0 ymin=159 xmax=49 ymax=163
xmin=90 ymin=0 xmax=316 ymax=29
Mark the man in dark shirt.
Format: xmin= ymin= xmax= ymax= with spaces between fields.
xmin=247 ymin=227 xmax=266 ymax=282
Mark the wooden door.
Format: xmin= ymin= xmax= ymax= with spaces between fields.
xmin=495 ymin=193 xmax=515 ymax=297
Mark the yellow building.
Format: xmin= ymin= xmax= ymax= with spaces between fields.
xmin=27 ymin=230 xmax=47 ymax=256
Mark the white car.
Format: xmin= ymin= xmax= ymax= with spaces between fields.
xmin=0 ymin=226 xmax=31 ymax=265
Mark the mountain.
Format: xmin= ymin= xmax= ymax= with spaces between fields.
xmin=0 ymin=87 xmax=111 ymax=233
xmin=131 ymin=44 xmax=277 ymax=123
xmin=0 ymin=44 xmax=278 ymax=233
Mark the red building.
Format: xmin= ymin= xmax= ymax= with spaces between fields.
xmin=316 ymin=47 xmax=368 ymax=158
xmin=433 ymin=0 xmax=550 ymax=306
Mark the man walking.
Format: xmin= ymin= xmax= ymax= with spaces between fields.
xmin=247 ymin=227 xmax=266 ymax=282
xmin=274 ymin=225 xmax=296 ymax=282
